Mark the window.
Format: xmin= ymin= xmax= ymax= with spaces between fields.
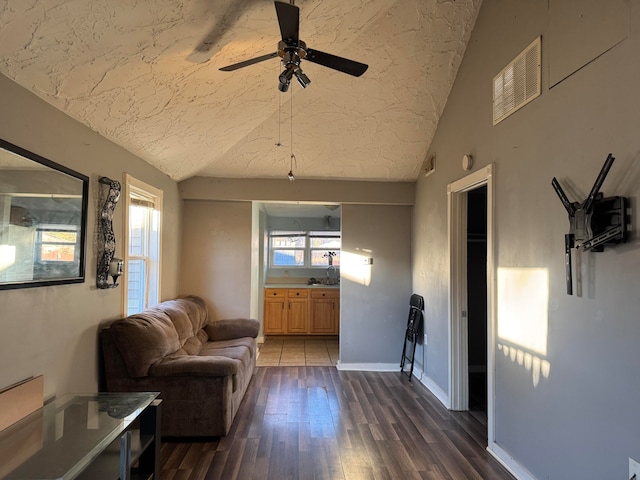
xmin=123 ymin=175 xmax=162 ymax=316
xmin=37 ymin=229 xmax=78 ymax=262
xmin=310 ymin=231 xmax=341 ymax=266
xmin=32 ymin=226 xmax=82 ymax=280
xmin=269 ymin=230 xmax=340 ymax=267
xmin=270 ymin=231 xmax=306 ymax=266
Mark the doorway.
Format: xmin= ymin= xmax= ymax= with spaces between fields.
xmin=467 ymin=186 xmax=487 ymax=416
xmin=448 ymin=164 xmax=495 ymax=446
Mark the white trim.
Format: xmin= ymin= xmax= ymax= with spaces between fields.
xmin=488 ymin=442 xmax=537 ymax=480
xmin=448 ymin=164 xmax=496 ymax=446
xmin=417 ymin=374 xmax=451 ymax=409
xmin=336 ymin=362 xmax=399 ymax=372
xmin=121 ymin=173 xmax=163 ymax=317
xmin=448 ymin=183 xmax=469 ymax=411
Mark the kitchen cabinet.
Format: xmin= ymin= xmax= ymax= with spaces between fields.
xmin=264 ymin=289 xmax=287 ymax=334
xmin=286 ymin=289 xmax=309 ymax=333
xmin=310 ymin=289 xmax=340 ymax=334
xmin=263 ymin=287 xmax=339 ymax=335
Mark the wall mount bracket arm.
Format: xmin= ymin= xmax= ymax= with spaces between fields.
xmin=552 ymin=154 xmax=629 ymax=295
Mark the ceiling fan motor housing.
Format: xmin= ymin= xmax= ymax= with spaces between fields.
xmin=279 ymin=40 xmax=306 ymax=65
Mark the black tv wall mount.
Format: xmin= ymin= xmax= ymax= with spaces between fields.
xmin=552 ymin=154 xmax=629 ymax=295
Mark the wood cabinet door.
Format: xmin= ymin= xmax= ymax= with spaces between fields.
xmin=264 ymin=298 xmax=287 ymax=334
xmin=287 ymin=298 xmax=308 ymax=333
xmin=310 ymin=299 xmax=335 ymax=333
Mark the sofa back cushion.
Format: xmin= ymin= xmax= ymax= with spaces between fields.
xmin=161 ymin=296 xmax=209 ymax=354
xmin=109 ymin=310 xmax=180 ymax=378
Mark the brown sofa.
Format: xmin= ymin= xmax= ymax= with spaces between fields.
xmin=100 ymin=295 xmax=259 ymax=437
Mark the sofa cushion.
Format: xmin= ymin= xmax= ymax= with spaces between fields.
xmin=199 ymin=338 xmax=254 ymax=390
xmin=161 ymin=296 xmax=208 ymax=346
xmin=204 ymin=318 xmax=259 ymax=342
xmin=149 ymin=355 xmax=240 ymax=377
xmin=109 ymin=311 xmax=180 ymax=378
xmin=200 ymin=338 xmax=255 ymax=362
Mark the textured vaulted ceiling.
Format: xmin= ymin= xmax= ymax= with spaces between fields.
xmin=0 ymin=0 xmax=480 ymax=182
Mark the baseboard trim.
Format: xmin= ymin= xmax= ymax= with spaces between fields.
xmin=336 ymin=362 xmax=400 ymax=372
xmin=417 ymin=373 xmax=451 ymax=409
xmin=487 ymin=442 xmax=536 ymax=480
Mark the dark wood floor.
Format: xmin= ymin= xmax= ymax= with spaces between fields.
xmin=160 ymin=367 xmax=514 ymax=480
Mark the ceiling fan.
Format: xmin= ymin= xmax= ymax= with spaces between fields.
xmin=219 ymin=1 xmax=368 ymax=92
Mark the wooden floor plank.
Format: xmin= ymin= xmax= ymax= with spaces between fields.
xmin=160 ymin=367 xmax=514 ymax=480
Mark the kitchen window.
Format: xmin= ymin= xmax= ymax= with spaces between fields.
xmin=270 ymin=230 xmax=340 ymax=267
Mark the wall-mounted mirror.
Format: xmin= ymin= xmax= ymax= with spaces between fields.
xmin=0 ymin=139 xmax=88 ymax=290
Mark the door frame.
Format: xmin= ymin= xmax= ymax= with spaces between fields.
xmin=447 ymin=164 xmax=495 ymax=445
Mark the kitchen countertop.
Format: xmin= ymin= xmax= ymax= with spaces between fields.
xmin=265 ymin=283 xmax=340 ymax=289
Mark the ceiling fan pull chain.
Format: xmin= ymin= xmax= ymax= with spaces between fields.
xmin=276 ymin=80 xmax=282 ymax=147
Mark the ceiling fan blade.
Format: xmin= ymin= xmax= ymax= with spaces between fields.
xmin=186 ymin=1 xmax=250 ymax=64
xmin=274 ymin=1 xmax=299 ymax=44
xmin=219 ymin=52 xmax=279 ymax=71
xmin=306 ymin=49 xmax=368 ymax=77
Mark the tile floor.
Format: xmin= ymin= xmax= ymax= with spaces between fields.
xmin=256 ymin=335 xmax=339 ymax=366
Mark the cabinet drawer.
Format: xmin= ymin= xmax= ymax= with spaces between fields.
xmin=310 ymin=289 xmax=340 ymax=299
xmin=265 ymin=288 xmax=286 ymax=298
xmin=287 ymin=289 xmax=308 ymax=298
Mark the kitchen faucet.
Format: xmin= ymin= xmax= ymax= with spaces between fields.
xmin=324 ymin=251 xmax=339 ymax=285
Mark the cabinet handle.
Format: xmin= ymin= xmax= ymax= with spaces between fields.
xmin=296 ymin=292 xmax=300 ymax=296
xmin=322 ymin=293 xmax=325 ymax=296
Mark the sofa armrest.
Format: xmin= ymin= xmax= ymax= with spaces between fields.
xmin=149 ymin=355 xmax=239 ymax=377
xmin=204 ymin=318 xmax=259 ymax=341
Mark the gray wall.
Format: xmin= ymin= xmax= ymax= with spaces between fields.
xmin=0 ymin=73 xmax=182 ymax=398
xmin=412 ymin=1 xmax=640 ymax=478
xmin=179 ymin=200 xmax=253 ymax=320
xmin=180 ymin=178 xmax=414 ymax=366
xmin=341 ymin=204 xmax=412 ymax=367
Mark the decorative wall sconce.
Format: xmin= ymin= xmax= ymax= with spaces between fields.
xmin=108 ymin=258 xmax=124 ymax=287
xmin=97 ymin=176 xmax=122 ymax=289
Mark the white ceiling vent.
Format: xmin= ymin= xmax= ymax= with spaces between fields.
xmin=493 ymin=37 xmax=541 ymax=125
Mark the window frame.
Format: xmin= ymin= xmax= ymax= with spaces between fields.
xmin=269 ymin=230 xmax=340 ymax=268
xmin=122 ymin=174 xmax=163 ymax=316
xmin=35 ymin=228 xmax=80 ymax=264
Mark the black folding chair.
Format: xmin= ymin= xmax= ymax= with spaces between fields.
xmin=400 ymin=294 xmax=424 ymax=381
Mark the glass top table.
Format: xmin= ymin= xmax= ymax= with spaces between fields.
xmin=0 ymin=392 xmax=159 ymax=480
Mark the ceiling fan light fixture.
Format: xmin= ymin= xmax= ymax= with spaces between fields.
xmin=278 ymin=67 xmax=294 ymax=92
xmin=278 ymin=81 xmax=290 ymax=92
xmin=294 ymin=69 xmax=310 ymax=88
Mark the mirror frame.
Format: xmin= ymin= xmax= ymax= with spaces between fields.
xmin=0 ymin=138 xmax=89 ymax=290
